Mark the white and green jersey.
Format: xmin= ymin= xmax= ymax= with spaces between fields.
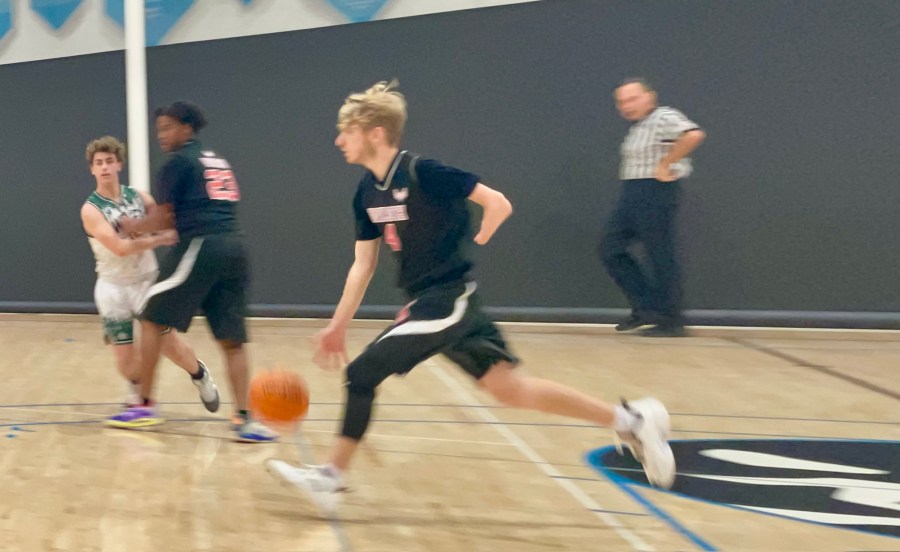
xmin=84 ymin=185 xmax=157 ymax=283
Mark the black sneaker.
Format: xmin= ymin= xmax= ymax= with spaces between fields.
xmin=615 ymin=313 xmax=655 ymax=332
xmin=640 ymin=324 xmax=687 ymax=337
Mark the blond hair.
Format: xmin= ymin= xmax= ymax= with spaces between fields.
xmin=85 ymin=136 xmax=126 ymax=165
xmin=337 ymin=80 xmax=407 ymax=146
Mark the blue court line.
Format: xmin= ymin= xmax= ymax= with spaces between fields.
xmin=588 ymin=440 xmax=900 ymax=544
xmin=587 ymin=445 xmax=717 ymax=552
xmin=0 ymin=417 xmax=886 ymax=441
xmin=588 ymin=508 xmax=650 ymax=517
xmin=0 ymin=401 xmax=897 ymax=426
xmin=0 ymin=417 xmax=225 ymax=428
xmin=0 ymin=401 xmax=237 ymax=408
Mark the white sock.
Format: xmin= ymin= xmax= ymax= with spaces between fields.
xmin=613 ymin=405 xmax=638 ymax=433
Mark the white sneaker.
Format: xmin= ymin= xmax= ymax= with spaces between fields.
xmin=236 ymin=420 xmax=279 ymax=443
xmin=615 ymin=397 xmax=676 ymax=489
xmin=191 ymin=361 xmax=220 ymax=413
xmin=265 ymin=459 xmax=342 ymax=514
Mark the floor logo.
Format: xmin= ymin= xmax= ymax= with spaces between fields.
xmin=588 ymin=439 xmax=900 ymax=539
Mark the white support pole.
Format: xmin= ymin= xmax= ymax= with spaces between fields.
xmin=125 ymin=0 xmax=150 ymax=192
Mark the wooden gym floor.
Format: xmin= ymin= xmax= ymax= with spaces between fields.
xmin=0 ymin=314 xmax=897 ymax=551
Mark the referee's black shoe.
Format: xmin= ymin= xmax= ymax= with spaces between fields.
xmin=615 ymin=312 xmax=656 ymax=332
xmin=640 ymin=322 xmax=687 ymax=338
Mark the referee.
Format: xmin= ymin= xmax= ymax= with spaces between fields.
xmin=600 ymin=78 xmax=705 ymax=337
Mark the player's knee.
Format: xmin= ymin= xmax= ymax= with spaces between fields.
xmin=347 ymin=350 xmax=398 ymax=392
xmin=219 ymin=339 xmax=243 ymax=351
xmin=481 ymin=366 xmax=524 ymax=407
xmin=490 ymin=383 xmax=524 ymax=406
xmin=345 ymin=359 xmax=380 ymax=397
xmin=112 ymin=345 xmax=134 ymax=366
xmin=341 ymin=360 xmax=382 ymax=441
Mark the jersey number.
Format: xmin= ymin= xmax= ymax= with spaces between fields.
xmin=384 ymin=223 xmax=402 ymax=251
xmin=204 ymin=169 xmax=240 ymax=201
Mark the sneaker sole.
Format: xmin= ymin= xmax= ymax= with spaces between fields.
xmin=201 ymin=393 xmax=220 ymax=413
xmin=234 ymin=434 xmax=278 ymax=443
xmin=105 ymin=418 xmax=165 ymax=429
xmin=652 ymin=442 xmax=676 ymax=489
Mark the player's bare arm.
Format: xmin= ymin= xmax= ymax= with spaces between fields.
xmin=81 ymin=203 xmax=177 ymax=257
xmin=312 ymin=238 xmax=381 ymax=371
xmin=467 ymin=183 xmax=513 ymax=245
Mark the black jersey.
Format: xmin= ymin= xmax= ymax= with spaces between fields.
xmin=154 ymin=140 xmax=242 ymax=238
xmin=353 ymin=150 xmax=479 ymax=296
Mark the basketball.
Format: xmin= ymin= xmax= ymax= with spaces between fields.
xmin=248 ymin=369 xmax=310 ymax=426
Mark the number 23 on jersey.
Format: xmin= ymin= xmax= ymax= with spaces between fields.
xmin=204 ymin=169 xmax=240 ymax=201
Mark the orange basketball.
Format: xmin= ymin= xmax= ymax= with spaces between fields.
xmin=248 ymin=369 xmax=309 ymax=426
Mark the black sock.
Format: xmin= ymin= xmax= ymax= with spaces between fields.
xmin=190 ymin=362 xmax=205 ymax=381
xmin=238 ymin=409 xmax=250 ymax=421
xmin=141 ymin=397 xmax=153 ymax=407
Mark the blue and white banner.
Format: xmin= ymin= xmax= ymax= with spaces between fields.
xmin=104 ymin=0 xmax=123 ymax=34
xmin=325 ymin=0 xmax=389 ymax=23
xmin=106 ymin=0 xmax=196 ymax=46
xmin=144 ymin=0 xmax=195 ymax=46
xmin=2 ymin=0 xmax=538 ymax=65
xmin=0 ymin=0 xmax=11 ymax=41
xmin=31 ymin=0 xmax=82 ymax=30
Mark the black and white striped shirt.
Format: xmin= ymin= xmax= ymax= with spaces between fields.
xmin=619 ymin=106 xmax=699 ymax=180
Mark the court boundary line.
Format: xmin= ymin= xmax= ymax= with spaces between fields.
xmin=588 ymin=448 xmax=717 ymax=552
xmin=588 ymin=442 xmax=900 ymax=544
xmin=426 ymin=361 xmax=656 ymax=552
xmin=1 ymin=401 xmax=896 ymax=426
xmin=1 ymin=416 xmax=893 ymax=441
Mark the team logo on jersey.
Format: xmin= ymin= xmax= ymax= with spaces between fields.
xmin=367 ymin=205 xmax=408 ymax=223
xmin=101 ymin=200 xmax=143 ymax=235
xmin=589 ymin=439 xmax=900 ymax=538
xmin=392 ymin=187 xmax=409 ymax=202
xmin=102 ymin=207 xmax=119 ymax=222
